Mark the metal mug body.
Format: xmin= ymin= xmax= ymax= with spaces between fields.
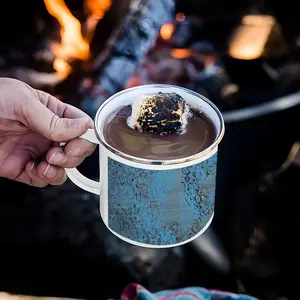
xmin=65 ymin=84 xmax=224 ymax=248
xmin=99 ymin=144 xmax=218 ymax=247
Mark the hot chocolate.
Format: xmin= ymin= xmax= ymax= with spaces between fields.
xmin=103 ymin=101 xmax=216 ymax=160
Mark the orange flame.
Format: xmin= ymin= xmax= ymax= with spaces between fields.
xmin=84 ymin=0 xmax=112 ymax=43
xmin=176 ymin=13 xmax=185 ymax=22
xmin=85 ymin=0 xmax=112 ymax=19
xmin=170 ymin=48 xmax=191 ymax=59
xmin=53 ymin=59 xmax=72 ymax=78
xmin=229 ymin=15 xmax=276 ymax=60
xmin=160 ymin=23 xmax=175 ymax=40
xmin=44 ymin=0 xmax=111 ymax=78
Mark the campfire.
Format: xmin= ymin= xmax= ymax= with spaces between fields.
xmin=0 ymin=0 xmax=175 ymax=112
xmin=0 ymin=0 xmax=118 ymax=89
xmin=124 ymin=9 xmax=300 ymax=113
xmin=0 ymin=0 xmax=299 ymax=114
xmin=1 ymin=2 xmax=300 ymax=300
xmin=43 ymin=0 xmax=112 ymax=80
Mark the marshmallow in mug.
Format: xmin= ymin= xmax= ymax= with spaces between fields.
xmin=127 ymin=92 xmax=191 ymax=134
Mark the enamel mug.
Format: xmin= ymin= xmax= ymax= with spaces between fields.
xmin=64 ymin=84 xmax=225 ymax=248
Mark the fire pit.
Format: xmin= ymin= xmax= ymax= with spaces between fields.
xmin=1 ymin=0 xmax=175 ymax=108
xmin=0 ymin=0 xmax=118 ymax=86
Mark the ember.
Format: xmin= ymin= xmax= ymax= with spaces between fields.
xmin=160 ymin=23 xmax=175 ymax=41
xmin=170 ymin=48 xmax=191 ymax=59
xmin=0 ymin=0 xmax=298 ymax=114
xmin=43 ymin=0 xmax=112 ymax=79
xmin=228 ymin=15 xmax=277 ymax=60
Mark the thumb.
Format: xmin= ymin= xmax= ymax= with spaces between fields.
xmin=28 ymin=96 xmax=92 ymax=142
xmin=44 ymin=114 xmax=91 ymax=142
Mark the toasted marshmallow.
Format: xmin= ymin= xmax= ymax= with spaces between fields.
xmin=127 ymin=92 xmax=191 ymax=134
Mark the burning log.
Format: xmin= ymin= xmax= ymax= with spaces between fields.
xmin=94 ymin=0 xmax=175 ymax=93
xmin=80 ymin=0 xmax=175 ymax=116
xmin=0 ymin=0 xmax=115 ymax=90
xmin=0 ymin=0 xmax=174 ymax=113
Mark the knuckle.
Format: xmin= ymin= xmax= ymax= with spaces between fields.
xmin=48 ymin=115 xmax=64 ymax=141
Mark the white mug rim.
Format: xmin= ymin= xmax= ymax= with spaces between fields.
xmin=94 ymin=84 xmax=225 ymax=166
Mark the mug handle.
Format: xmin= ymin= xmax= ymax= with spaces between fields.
xmin=60 ymin=128 xmax=101 ymax=195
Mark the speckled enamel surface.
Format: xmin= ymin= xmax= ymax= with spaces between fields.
xmin=107 ymin=154 xmax=217 ymax=246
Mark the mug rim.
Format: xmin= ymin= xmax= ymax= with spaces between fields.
xmin=94 ymin=84 xmax=225 ymax=166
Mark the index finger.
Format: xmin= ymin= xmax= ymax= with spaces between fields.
xmin=35 ymin=89 xmax=94 ymax=124
xmin=62 ymin=102 xmax=93 ymax=121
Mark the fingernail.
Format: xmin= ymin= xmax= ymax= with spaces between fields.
xmin=67 ymin=148 xmax=84 ymax=157
xmin=30 ymin=162 xmax=35 ymax=170
xmin=69 ymin=117 xmax=90 ymax=129
xmin=49 ymin=151 xmax=67 ymax=165
xmin=43 ymin=164 xmax=56 ymax=179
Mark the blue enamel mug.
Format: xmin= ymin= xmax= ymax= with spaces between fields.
xmin=65 ymin=85 xmax=225 ymax=248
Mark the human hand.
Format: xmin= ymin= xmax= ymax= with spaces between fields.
xmin=0 ymin=78 xmax=96 ymax=187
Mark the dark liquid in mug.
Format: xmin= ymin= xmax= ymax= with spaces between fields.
xmin=103 ymin=106 xmax=216 ymax=160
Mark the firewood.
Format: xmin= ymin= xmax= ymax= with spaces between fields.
xmin=85 ymin=0 xmax=175 ymax=98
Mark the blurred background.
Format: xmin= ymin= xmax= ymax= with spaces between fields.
xmin=1 ymin=0 xmax=300 ymax=299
